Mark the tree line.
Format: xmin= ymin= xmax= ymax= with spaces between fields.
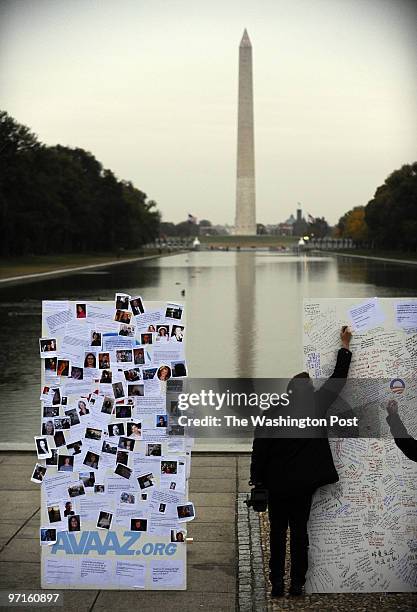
xmin=0 ymin=111 xmax=160 ymax=257
xmin=159 ymin=219 xmax=218 ymax=238
xmin=336 ymin=162 xmax=417 ymax=251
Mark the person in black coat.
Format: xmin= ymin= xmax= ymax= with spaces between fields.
xmin=250 ymin=326 xmax=352 ymax=597
xmin=386 ymin=400 xmax=417 ymax=462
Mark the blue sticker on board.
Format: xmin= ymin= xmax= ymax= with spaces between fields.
xmin=390 ymin=378 xmax=405 ymax=394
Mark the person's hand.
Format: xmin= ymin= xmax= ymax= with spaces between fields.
xmin=387 ymin=400 xmax=398 ymax=415
xmin=340 ymin=326 xmax=352 ymax=349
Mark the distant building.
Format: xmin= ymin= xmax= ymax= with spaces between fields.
xmin=274 ymin=208 xmax=309 ymax=237
xmin=276 ymin=214 xmax=296 ymax=236
xmin=292 ymin=208 xmax=309 ymax=237
xmin=199 ymin=225 xmax=216 ymax=236
xmin=235 ymin=29 xmax=256 ymax=235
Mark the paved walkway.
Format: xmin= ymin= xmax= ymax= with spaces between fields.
xmin=0 ymin=452 xmax=252 ymax=612
xmin=323 ymin=250 xmax=417 ymax=266
xmin=2 ymin=453 xmax=416 ymax=611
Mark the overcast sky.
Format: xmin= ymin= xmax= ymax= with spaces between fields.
xmin=1 ymin=0 xmax=416 ymax=225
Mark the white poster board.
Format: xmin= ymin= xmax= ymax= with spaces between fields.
xmin=37 ymin=298 xmax=193 ymax=590
xmin=303 ymin=297 xmax=417 ymax=593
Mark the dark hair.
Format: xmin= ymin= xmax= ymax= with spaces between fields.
xmin=286 ymin=371 xmax=311 ymax=395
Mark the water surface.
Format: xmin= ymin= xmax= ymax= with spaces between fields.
xmin=1 ymin=251 xmax=416 ymax=447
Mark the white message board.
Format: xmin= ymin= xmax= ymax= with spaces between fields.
xmin=303 ymin=297 xmax=417 ymax=593
xmin=36 ymin=298 xmax=193 ymax=590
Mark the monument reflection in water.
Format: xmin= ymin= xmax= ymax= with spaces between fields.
xmin=235 ymin=252 xmax=256 ymax=378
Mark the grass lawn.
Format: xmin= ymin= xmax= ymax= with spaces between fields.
xmin=0 ymin=249 xmax=161 ymax=280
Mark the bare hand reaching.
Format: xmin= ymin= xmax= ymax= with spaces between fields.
xmin=340 ymin=326 xmax=352 ymax=349
xmin=387 ymin=400 xmax=398 ymax=416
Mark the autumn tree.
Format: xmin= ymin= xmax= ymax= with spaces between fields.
xmin=336 ymin=206 xmax=368 ymax=242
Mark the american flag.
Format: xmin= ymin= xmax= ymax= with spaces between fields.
xmin=188 ymin=214 xmax=198 ymax=224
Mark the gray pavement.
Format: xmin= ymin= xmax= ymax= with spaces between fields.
xmin=0 ymin=452 xmax=252 ymax=612
xmin=4 ymin=453 xmax=415 ymax=612
xmin=237 ymin=493 xmax=267 ymax=612
xmin=324 ymin=250 xmax=417 ymax=267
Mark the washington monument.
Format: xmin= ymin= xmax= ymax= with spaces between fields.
xmin=235 ymin=29 xmax=256 ymax=236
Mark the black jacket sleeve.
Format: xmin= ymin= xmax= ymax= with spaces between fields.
xmin=387 ymin=413 xmax=417 ymax=463
xmin=315 ymin=348 xmax=352 ymax=417
xmin=250 ymin=437 xmax=271 ymax=485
